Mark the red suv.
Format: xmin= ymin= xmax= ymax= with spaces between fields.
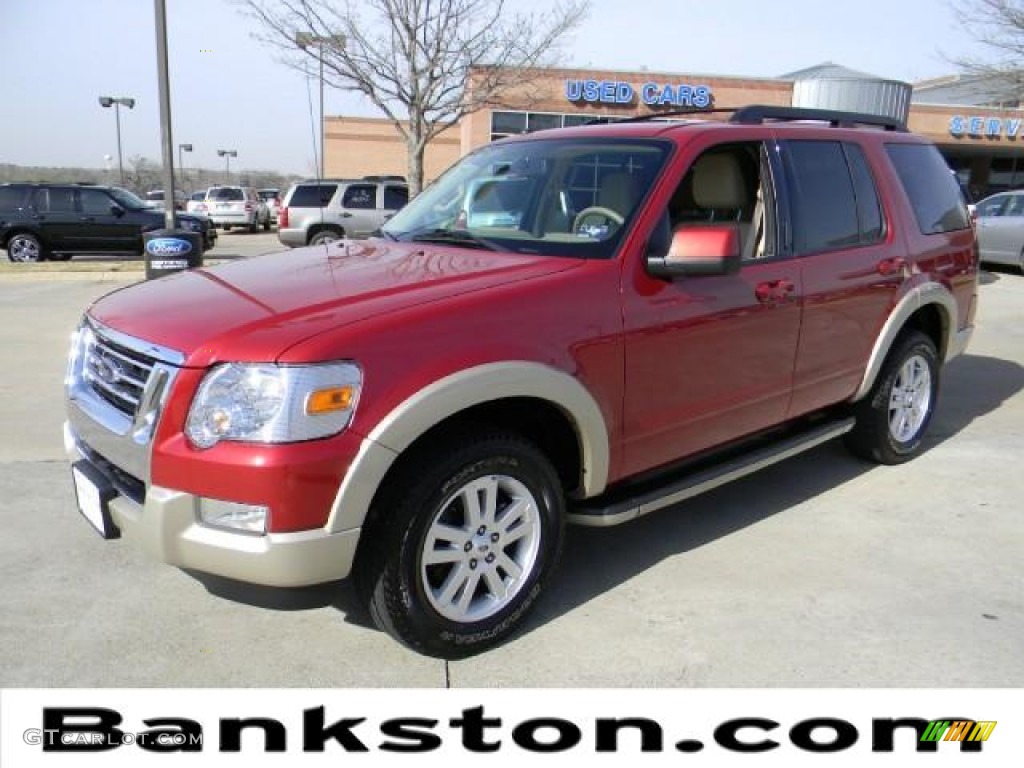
xmin=65 ymin=106 xmax=978 ymax=657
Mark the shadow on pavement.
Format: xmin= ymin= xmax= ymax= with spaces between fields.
xmin=185 ymin=353 xmax=1024 ymax=643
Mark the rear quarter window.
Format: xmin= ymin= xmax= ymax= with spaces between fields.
xmin=288 ymin=184 xmax=338 ymax=208
xmin=885 ymin=143 xmax=970 ymax=234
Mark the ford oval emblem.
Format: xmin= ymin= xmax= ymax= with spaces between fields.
xmin=145 ymin=237 xmax=193 ymax=257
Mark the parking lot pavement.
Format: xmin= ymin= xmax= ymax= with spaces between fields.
xmin=0 ymin=270 xmax=1022 ymax=687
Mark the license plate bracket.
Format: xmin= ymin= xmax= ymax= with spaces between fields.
xmin=72 ymin=461 xmax=120 ymax=540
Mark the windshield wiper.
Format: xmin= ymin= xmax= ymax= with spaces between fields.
xmin=408 ymin=228 xmax=497 ymax=251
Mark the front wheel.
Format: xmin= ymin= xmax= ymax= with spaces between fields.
xmin=7 ymin=233 xmax=46 ymax=262
xmin=355 ymin=433 xmax=565 ymax=658
xmin=845 ymin=331 xmax=939 ymax=464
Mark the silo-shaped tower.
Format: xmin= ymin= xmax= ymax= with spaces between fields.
xmin=783 ymin=62 xmax=912 ymax=125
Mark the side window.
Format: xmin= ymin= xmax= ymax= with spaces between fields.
xmin=34 ymin=187 xmax=76 ymax=213
xmin=784 ymin=140 xmax=860 ymax=254
xmin=885 ymin=143 xmax=970 ymax=234
xmin=383 ymin=185 xmax=408 ymax=210
xmin=80 ymin=189 xmax=114 ymax=215
xmin=843 ymin=143 xmax=884 ymax=243
xmin=289 ymin=184 xmax=337 ymax=207
xmin=976 ymin=197 xmax=1006 ymax=218
xmin=342 ymin=184 xmax=376 ymax=209
xmin=667 ymin=142 xmax=774 ymax=261
xmin=1004 ymin=194 xmax=1024 ymax=216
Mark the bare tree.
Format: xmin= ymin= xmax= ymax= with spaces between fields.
xmin=950 ymin=0 xmax=1024 ymax=99
xmin=244 ymin=0 xmax=589 ymax=194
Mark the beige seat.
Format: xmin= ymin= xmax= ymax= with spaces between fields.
xmin=688 ymin=152 xmax=759 ymax=258
xmin=596 ymin=171 xmax=638 ymax=218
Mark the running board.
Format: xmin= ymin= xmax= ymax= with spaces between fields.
xmin=568 ymin=417 xmax=856 ymax=527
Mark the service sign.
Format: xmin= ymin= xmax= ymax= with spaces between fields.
xmin=949 ymin=115 xmax=1023 ymax=139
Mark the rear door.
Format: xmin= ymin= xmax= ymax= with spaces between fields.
xmin=339 ymin=183 xmax=379 ymax=237
xmin=31 ymin=187 xmax=81 ymax=252
xmin=780 ymin=139 xmax=902 ymax=416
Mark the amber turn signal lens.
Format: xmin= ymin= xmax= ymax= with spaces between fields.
xmin=306 ymin=386 xmax=355 ymax=414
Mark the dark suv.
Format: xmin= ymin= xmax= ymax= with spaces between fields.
xmin=0 ymin=183 xmax=216 ymax=262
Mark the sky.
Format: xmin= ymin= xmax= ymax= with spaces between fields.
xmin=0 ymin=0 xmax=987 ymax=177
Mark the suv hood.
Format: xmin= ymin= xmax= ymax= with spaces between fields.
xmin=89 ymin=240 xmax=579 ymax=367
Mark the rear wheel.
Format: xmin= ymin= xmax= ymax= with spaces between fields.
xmin=355 ymin=433 xmax=565 ymax=658
xmin=222 ymin=225 xmax=231 ymax=232
xmin=309 ymin=229 xmax=342 ymax=246
xmin=845 ymin=331 xmax=939 ymax=464
xmin=7 ymin=233 xmax=45 ymax=262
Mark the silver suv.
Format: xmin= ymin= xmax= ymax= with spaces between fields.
xmin=206 ymin=186 xmax=271 ymax=232
xmin=277 ymin=177 xmax=409 ymax=246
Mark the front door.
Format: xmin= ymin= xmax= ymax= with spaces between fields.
xmin=621 ymin=139 xmax=802 ymax=477
xmin=76 ymin=187 xmax=138 ymax=253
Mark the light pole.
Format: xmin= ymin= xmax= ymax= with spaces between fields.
xmin=217 ymin=149 xmax=237 ymax=184
xmin=296 ymin=33 xmax=344 ymax=178
xmin=178 ymin=143 xmax=192 ymax=198
xmin=98 ymin=96 xmax=135 ymax=187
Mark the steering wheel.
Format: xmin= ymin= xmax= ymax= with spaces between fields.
xmin=573 ymin=206 xmax=625 ymax=236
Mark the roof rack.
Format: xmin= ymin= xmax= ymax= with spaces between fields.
xmin=730 ymin=105 xmax=906 ymax=132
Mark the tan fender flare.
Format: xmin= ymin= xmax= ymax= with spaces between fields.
xmin=327 ymin=361 xmax=610 ymax=533
xmin=851 ymin=282 xmax=958 ymax=403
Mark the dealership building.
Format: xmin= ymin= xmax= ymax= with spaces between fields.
xmin=324 ymin=62 xmax=1024 ymax=198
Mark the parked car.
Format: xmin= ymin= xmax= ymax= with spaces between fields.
xmin=63 ymin=105 xmax=977 ymax=657
xmin=277 ymin=177 xmax=409 ymax=246
xmin=205 ymin=185 xmax=270 ymax=232
xmin=257 ymin=188 xmax=282 ymax=223
xmin=1 ymin=182 xmax=215 ymax=262
xmin=143 ymin=189 xmax=187 ymax=211
xmin=974 ymin=190 xmax=1024 ymax=271
xmin=185 ymin=190 xmax=208 ymax=215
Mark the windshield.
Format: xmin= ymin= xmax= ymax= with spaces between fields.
xmin=382 ymin=137 xmax=670 ymax=258
xmin=108 ymin=187 xmax=149 ymax=210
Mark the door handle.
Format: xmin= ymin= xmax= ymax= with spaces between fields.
xmin=80 ymin=216 xmax=95 ymax=222
xmin=876 ymin=257 xmax=907 ymax=277
xmin=755 ymin=279 xmax=795 ymax=304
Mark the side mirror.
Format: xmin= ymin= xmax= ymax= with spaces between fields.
xmin=110 ymin=204 xmax=125 ymax=217
xmin=647 ymin=224 xmax=741 ymax=278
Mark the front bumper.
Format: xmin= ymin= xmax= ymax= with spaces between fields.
xmin=65 ymin=422 xmax=361 ymax=587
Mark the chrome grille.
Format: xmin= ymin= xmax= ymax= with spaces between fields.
xmin=83 ymin=332 xmax=157 ymax=417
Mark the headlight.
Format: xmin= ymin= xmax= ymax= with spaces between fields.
xmin=185 ymin=362 xmax=361 ymax=449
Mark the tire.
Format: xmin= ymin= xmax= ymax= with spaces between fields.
xmin=354 ymin=433 xmax=565 ymax=658
xmin=262 ymin=217 xmax=271 ymax=232
xmin=7 ymin=232 xmax=46 ymax=262
xmin=309 ymin=229 xmax=342 ymax=246
xmin=222 ymin=225 xmax=231 ymax=232
xmin=249 ymin=216 xmax=259 ymax=233
xmin=845 ymin=330 xmax=939 ymax=465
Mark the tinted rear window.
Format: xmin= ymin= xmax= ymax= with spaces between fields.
xmin=209 ymin=188 xmax=244 ymax=201
xmin=784 ymin=140 xmax=860 ymax=254
xmin=885 ymin=143 xmax=970 ymax=234
xmin=288 ymin=184 xmax=337 ymax=207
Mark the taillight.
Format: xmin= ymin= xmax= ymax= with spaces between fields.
xmin=280 ymin=207 xmax=289 ymax=228
xmin=245 ymin=202 xmax=253 ymax=212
